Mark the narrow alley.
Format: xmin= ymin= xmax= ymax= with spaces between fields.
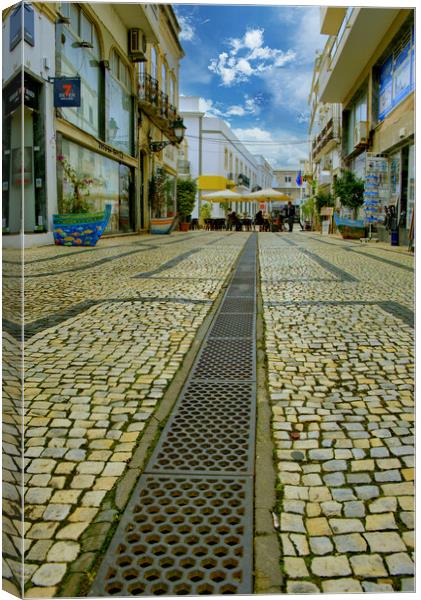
xmin=2 ymin=230 xmax=414 ymax=596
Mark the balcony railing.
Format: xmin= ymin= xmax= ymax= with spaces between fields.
xmin=138 ymin=73 xmax=180 ymax=137
xmin=312 ymin=116 xmax=340 ymax=160
xmin=237 ymin=173 xmax=250 ymax=188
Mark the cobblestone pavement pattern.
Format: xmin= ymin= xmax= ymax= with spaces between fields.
xmin=2 ymin=230 xmax=415 ymax=595
xmin=2 ymin=232 xmax=247 ymax=596
xmin=259 ymin=232 xmax=414 ymax=593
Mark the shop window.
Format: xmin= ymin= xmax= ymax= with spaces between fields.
xmin=107 ymin=50 xmax=133 ymax=155
xmin=343 ymin=89 xmax=367 ymax=155
xmin=406 ymin=145 xmax=414 ymax=229
xmin=377 ymin=24 xmax=414 ymax=121
xmin=58 ymin=137 xmax=134 ymax=233
xmin=57 ymin=3 xmax=101 ymax=138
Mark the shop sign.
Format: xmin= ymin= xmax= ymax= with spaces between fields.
xmin=10 ymin=3 xmax=35 ymax=51
xmin=54 ymin=77 xmax=81 ymax=107
xmin=4 ymin=73 xmax=38 ymax=115
xmin=98 ymin=141 xmax=124 ymax=161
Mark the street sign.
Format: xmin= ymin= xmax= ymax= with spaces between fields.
xmin=53 ymin=77 xmax=81 ymax=107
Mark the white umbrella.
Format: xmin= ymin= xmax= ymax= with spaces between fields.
xmin=247 ymin=188 xmax=291 ymax=202
xmin=202 ymin=189 xmax=244 ymax=202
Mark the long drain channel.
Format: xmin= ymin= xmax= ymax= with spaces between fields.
xmin=90 ymin=234 xmax=257 ymax=596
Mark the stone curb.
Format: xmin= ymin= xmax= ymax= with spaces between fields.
xmin=254 ymin=237 xmax=283 ymax=594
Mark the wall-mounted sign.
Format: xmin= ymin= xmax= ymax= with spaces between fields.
xmin=54 ymin=77 xmax=81 ymax=107
xmin=4 ymin=72 xmax=39 ymax=116
xmin=10 ymin=3 xmax=35 ymax=51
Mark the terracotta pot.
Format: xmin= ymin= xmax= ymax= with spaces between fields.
xmin=180 ymin=222 xmax=190 ymax=232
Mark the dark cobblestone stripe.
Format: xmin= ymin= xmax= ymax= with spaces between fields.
xmin=5 ymin=233 xmax=225 ymax=278
xmin=300 ymin=248 xmax=358 ymax=282
xmin=134 ymin=248 xmax=202 ymax=278
xmin=264 ymin=299 xmax=414 ymax=328
xmin=309 ymin=235 xmax=414 ymax=270
xmin=378 ymin=301 xmax=415 ymax=327
xmin=276 ymin=235 xmax=299 ymax=246
xmin=12 ymin=297 xmax=212 ymax=341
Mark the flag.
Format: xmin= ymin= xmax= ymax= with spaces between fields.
xmin=296 ymin=170 xmax=302 ymax=186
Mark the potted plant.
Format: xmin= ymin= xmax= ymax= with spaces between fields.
xmin=53 ymin=155 xmax=111 ymax=246
xmin=176 ymin=177 xmax=197 ymax=231
xmin=149 ymin=167 xmax=176 ymax=234
xmin=333 ymin=170 xmax=366 ymax=239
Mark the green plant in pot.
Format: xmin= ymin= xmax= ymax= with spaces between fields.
xmin=58 ymin=155 xmax=98 ymax=214
xmin=333 ymin=170 xmax=364 ymax=219
xmin=176 ymin=177 xmax=197 ymax=231
xmin=149 ymin=167 xmax=168 ymax=218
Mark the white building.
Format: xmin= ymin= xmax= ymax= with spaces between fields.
xmin=180 ymin=96 xmax=270 ymax=219
xmin=254 ymin=154 xmax=274 ymax=191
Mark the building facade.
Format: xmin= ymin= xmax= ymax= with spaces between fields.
xmin=272 ymin=169 xmax=302 ymax=204
xmin=2 ymin=2 xmax=184 ymax=247
xmin=316 ymin=6 xmax=415 ymax=244
xmin=179 ymin=96 xmax=267 ymax=219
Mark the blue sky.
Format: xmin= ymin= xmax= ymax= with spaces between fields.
xmin=173 ymin=2 xmax=328 ymax=168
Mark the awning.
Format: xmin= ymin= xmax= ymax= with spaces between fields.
xmin=198 ymin=175 xmax=230 ymax=191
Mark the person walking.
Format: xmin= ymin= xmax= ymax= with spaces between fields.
xmin=286 ymin=201 xmax=296 ymax=232
xmin=254 ymin=210 xmax=264 ymax=232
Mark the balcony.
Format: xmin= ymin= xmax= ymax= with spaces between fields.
xmin=237 ymin=173 xmax=250 ymax=188
xmin=138 ymin=73 xmax=180 ymax=140
xmin=312 ymin=117 xmax=340 ymax=160
xmin=318 ymin=7 xmax=401 ymax=103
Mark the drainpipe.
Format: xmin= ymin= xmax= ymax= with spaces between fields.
xmin=198 ymin=115 xmax=203 ymax=219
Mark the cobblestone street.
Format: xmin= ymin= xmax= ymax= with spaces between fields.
xmin=2 ymin=230 xmax=414 ymax=596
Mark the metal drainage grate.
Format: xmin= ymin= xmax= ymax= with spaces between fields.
xmin=91 ymin=475 xmax=253 ymax=597
xmin=220 ymin=298 xmax=255 ymax=313
xmin=90 ymin=234 xmax=257 ymax=596
xmin=209 ymin=313 xmax=255 ymax=338
xmin=147 ymin=381 xmax=256 ymax=474
xmin=192 ymin=338 xmax=254 ymax=380
xmin=226 ymin=284 xmax=255 ymax=298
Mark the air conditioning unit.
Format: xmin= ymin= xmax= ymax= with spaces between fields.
xmin=354 ymin=121 xmax=368 ymax=148
xmin=128 ymin=29 xmax=147 ymax=62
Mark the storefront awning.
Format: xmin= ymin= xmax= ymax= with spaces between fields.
xmin=198 ymin=175 xmax=230 ymax=191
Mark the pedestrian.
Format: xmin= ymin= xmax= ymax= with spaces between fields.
xmin=254 ymin=210 xmax=264 ymax=232
xmin=262 ymin=211 xmax=270 ymax=232
xmin=286 ymin=201 xmax=296 ymax=232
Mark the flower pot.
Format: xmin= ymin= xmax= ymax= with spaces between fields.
xmin=150 ymin=217 xmax=176 ymax=235
xmin=53 ymin=204 xmax=112 ymax=246
xmin=180 ymin=222 xmax=190 ymax=232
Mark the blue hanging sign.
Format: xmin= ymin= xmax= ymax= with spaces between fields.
xmin=54 ymin=77 xmax=81 ymax=107
xmin=10 ymin=3 xmax=35 ymax=51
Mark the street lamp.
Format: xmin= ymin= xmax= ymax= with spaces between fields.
xmin=149 ymin=117 xmax=186 ymax=152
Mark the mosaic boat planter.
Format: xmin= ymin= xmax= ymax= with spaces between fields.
xmin=150 ymin=216 xmax=177 ymax=235
xmin=53 ymin=204 xmax=112 ymax=246
xmin=334 ymin=214 xmax=366 ymax=240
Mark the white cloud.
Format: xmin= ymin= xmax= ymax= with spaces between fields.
xmin=232 ymin=126 xmax=309 ymax=169
xmin=198 ymin=94 xmax=263 ymax=119
xmin=208 ymin=27 xmax=296 ymax=87
xmin=177 ymin=15 xmax=195 ymax=42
